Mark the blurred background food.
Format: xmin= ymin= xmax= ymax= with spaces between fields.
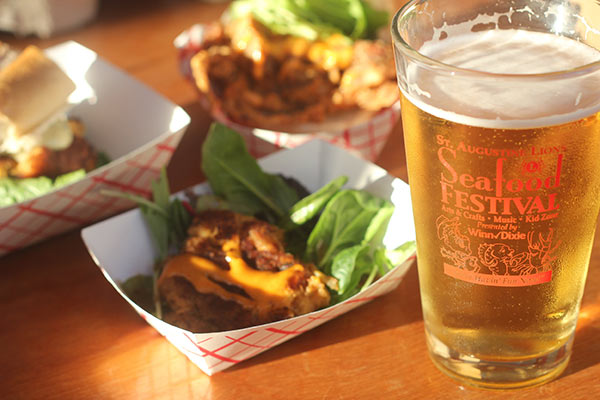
xmin=0 ymin=43 xmax=100 ymax=206
xmin=189 ymin=0 xmax=400 ymax=131
xmin=0 ymin=0 xmax=99 ymax=38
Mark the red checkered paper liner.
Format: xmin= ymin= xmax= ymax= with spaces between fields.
xmin=174 ymin=24 xmax=401 ymax=161
xmin=134 ymin=253 xmax=414 ymax=375
xmin=0 ymin=41 xmax=191 ymax=257
xmin=0 ymin=133 xmax=183 ymax=256
xmin=82 ymin=140 xmax=417 ymax=375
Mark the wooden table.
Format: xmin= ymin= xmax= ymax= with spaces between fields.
xmin=1 ymin=1 xmax=599 ymax=398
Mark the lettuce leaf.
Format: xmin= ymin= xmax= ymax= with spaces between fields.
xmin=0 ymin=169 xmax=86 ymax=207
xmin=201 ymin=123 xmax=299 ymax=223
xmin=228 ymin=0 xmax=389 ymax=40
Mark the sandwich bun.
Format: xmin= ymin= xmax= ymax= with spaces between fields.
xmin=0 ymin=45 xmax=76 ymax=135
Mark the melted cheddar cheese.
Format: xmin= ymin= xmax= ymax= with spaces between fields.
xmin=158 ymin=236 xmax=329 ymax=319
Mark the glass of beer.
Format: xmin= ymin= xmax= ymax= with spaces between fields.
xmin=391 ymin=0 xmax=600 ymax=389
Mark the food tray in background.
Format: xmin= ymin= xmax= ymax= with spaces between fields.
xmin=0 ymin=41 xmax=191 ymax=257
xmin=81 ymin=139 xmax=416 ymax=375
xmin=174 ymin=24 xmax=401 ymax=161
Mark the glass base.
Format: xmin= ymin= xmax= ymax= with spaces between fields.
xmin=426 ymin=329 xmax=573 ymax=390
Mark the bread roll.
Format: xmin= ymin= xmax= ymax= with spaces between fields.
xmin=0 ymin=45 xmax=76 ymax=135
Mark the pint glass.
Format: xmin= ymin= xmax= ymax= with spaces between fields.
xmin=391 ymin=0 xmax=600 ymax=389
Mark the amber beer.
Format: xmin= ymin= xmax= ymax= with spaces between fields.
xmin=393 ymin=2 xmax=600 ymax=389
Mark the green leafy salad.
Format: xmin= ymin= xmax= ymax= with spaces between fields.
xmin=228 ymin=0 xmax=389 ymax=40
xmin=0 ymin=170 xmax=86 ymax=207
xmin=0 ymin=152 xmax=110 ymax=207
xmin=115 ymin=122 xmax=415 ymax=318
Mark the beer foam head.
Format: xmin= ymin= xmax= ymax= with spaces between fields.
xmin=401 ymin=29 xmax=600 ymax=129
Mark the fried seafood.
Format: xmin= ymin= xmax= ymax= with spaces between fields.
xmin=190 ymin=15 xmax=398 ymax=130
xmin=5 ymin=119 xmax=97 ymax=179
xmin=158 ymin=209 xmax=336 ymax=332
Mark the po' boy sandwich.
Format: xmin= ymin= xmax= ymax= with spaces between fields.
xmin=0 ymin=43 xmax=98 ymax=204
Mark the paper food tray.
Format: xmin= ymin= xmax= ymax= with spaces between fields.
xmin=174 ymin=24 xmax=401 ymax=161
xmin=0 ymin=41 xmax=191 ymax=257
xmin=81 ymin=139 xmax=416 ymax=375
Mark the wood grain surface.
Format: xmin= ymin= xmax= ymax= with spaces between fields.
xmin=1 ymin=1 xmax=599 ymax=399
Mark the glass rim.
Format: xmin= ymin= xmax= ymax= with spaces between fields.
xmin=390 ymin=0 xmax=600 ymax=81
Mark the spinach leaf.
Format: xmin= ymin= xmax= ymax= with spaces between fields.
xmin=331 ymin=243 xmax=378 ymax=302
xmin=330 ymin=240 xmax=416 ymax=302
xmin=151 ymin=170 xmax=170 ymax=212
xmin=102 ymin=168 xmax=192 ymax=262
xmin=195 ymin=194 xmax=231 ymax=212
xmin=102 ymin=168 xmax=193 ymax=318
xmin=201 ymin=123 xmax=299 ymax=222
xmin=168 ymin=197 xmax=193 ymax=247
xmin=385 ymin=241 xmax=417 ymax=270
xmin=288 ymin=175 xmax=348 ymax=225
xmin=363 ymin=199 xmax=395 ymax=245
xmin=305 ymin=189 xmax=393 ymax=271
xmin=280 ymin=175 xmax=347 ymax=254
xmin=331 ymin=243 xmax=366 ymax=295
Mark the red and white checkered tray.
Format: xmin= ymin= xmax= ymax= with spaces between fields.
xmin=174 ymin=24 xmax=401 ymax=161
xmin=0 ymin=41 xmax=191 ymax=257
xmin=81 ymin=139 xmax=416 ymax=375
